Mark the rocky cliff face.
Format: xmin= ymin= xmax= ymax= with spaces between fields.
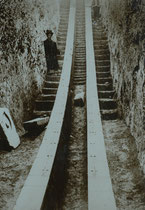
xmin=0 ymin=0 xmax=59 ymax=135
xmin=99 ymin=0 xmax=145 ymax=172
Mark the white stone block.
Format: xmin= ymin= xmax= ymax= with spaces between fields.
xmin=74 ymin=92 xmax=85 ymax=107
xmin=0 ymin=108 xmax=20 ymax=149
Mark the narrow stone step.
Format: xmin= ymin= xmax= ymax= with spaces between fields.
xmin=44 ymin=81 xmax=59 ymax=88
xmin=74 ymin=67 xmax=86 ymax=72
xmin=96 ymin=71 xmax=111 ymax=78
xmin=99 ymin=98 xmax=117 ymax=110
xmin=57 ymin=54 xmax=64 ymax=60
xmin=74 ymin=63 xmax=86 ymax=67
xmin=94 ymin=45 xmax=109 ymax=50
xmin=97 ymin=77 xmax=112 ymax=84
xmin=42 ymin=87 xmax=57 ymax=94
xmin=75 ymin=57 xmax=86 ymax=61
xmin=95 ymin=54 xmax=110 ymax=60
xmin=101 ymin=109 xmax=118 ymax=120
xmin=45 ymin=75 xmax=60 ymax=82
xmin=98 ymin=90 xmax=116 ymax=98
xmin=33 ymin=110 xmax=51 ymax=117
xmin=57 ymin=31 xmax=67 ymax=37
xmin=97 ymin=83 xmax=113 ymax=91
xmin=96 ymin=60 xmax=110 ymax=66
xmin=58 ymin=28 xmax=67 ymax=33
xmin=57 ymin=40 xmax=67 ymax=45
xmin=73 ymin=81 xmax=85 ymax=85
xmin=38 ymin=94 xmax=56 ymax=101
xmin=94 ymin=40 xmax=108 ymax=45
xmin=35 ymin=100 xmax=54 ymax=111
xmin=74 ymin=74 xmax=86 ymax=78
xmin=57 ymin=36 xmax=67 ymax=41
xmin=97 ymin=65 xmax=110 ymax=72
xmin=74 ymin=72 xmax=86 ymax=77
xmin=58 ymin=45 xmax=66 ymax=51
xmin=73 ymin=77 xmax=86 ymax=82
xmin=94 ymin=49 xmax=110 ymax=55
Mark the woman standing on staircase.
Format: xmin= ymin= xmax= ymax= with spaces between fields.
xmin=44 ymin=30 xmax=60 ymax=72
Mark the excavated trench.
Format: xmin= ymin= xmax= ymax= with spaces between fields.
xmin=0 ymin=1 xmax=145 ymax=210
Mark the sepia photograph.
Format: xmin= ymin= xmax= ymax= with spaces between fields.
xmin=0 ymin=0 xmax=145 ymax=209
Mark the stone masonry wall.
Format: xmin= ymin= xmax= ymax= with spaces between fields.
xmin=98 ymin=0 xmax=145 ymax=172
xmin=0 ymin=0 xmax=60 ymax=135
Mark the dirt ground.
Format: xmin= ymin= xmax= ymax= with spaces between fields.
xmin=60 ymin=85 xmax=88 ymax=210
xmin=103 ymin=119 xmax=145 ymax=210
xmin=0 ymin=91 xmax=145 ymax=210
xmin=0 ymin=130 xmax=45 ymax=210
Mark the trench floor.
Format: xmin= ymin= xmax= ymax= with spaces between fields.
xmin=60 ymin=85 xmax=88 ymax=210
xmin=0 ymin=130 xmax=45 ymax=210
xmin=103 ymin=119 xmax=145 ymax=210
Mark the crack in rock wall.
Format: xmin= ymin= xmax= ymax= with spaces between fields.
xmin=99 ymin=0 xmax=145 ymax=173
xmin=0 ymin=0 xmax=60 ymax=135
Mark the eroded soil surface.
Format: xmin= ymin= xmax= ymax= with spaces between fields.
xmin=0 ymin=130 xmax=45 ymax=210
xmin=103 ymin=120 xmax=145 ymax=210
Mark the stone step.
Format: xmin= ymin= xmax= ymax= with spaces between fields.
xmin=38 ymin=94 xmax=56 ymax=101
xmin=57 ymin=36 xmax=67 ymax=41
xmin=60 ymin=12 xmax=69 ymax=16
xmin=57 ymin=31 xmax=67 ymax=37
xmin=99 ymin=98 xmax=117 ymax=110
xmin=58 ymin=45 xmax=66 ymax=51
xmin=33 ymin=110 xmax=51 ymax=118
xmin=47 ymin=70 xmax=61 ymax=76
xmin=73 ymin=81 xmax=86 ymax=85
xmin=58 ymin=60 xmax=64 ymax=67
xmin=46 ymin=75 xmax=60 ymax=82
xmin=57 ymin=40 xmax=67 ymax=45
xmin=96 ymin=71 xmax=111 ymax=78
xmin=95 ymin=54 xmax=110 ymax=60
xmin=97 ymin=83 xmax=113 ymax=91
xmin=94 ymin=49 xmax=110 ymax=55
xmin=98 ymin=90 xmax=116 ymax=98
xmin=75 ymin=57 xmax=86 ymax=60
xmin=42 ymin=87 xmax=58 ymax=94
xmin=96 ymin=60 xmax=110 ymax=66
xmin=35 ymin=100 xmax=54 ymax=111
xmin=74 ymin=72 xmax=86 ymax=77
xmin=59 ymin=16 xmax=69 ymax=20
xmin=58 ymin=28 xmax=68 ymax=33
xmin=97 ymin=77 xmax=112 ymax=84
xmin=97 ymin=65 xmax=110 ymax=72
xmin=74 ymin=67 xmax=86 ymax=71
xmin=74 ymin=76 xmax=86 ymax=81
xmin=93 ymin=40 xmax=108 ymax=45
xmin=94 ymin=45 xmax=109 ymax=50
xmin=75 ymin=56 xmax=86 ymax=60
xmin=44 ymin=81 xmax=59 ymax=88
xmin=93 ymin=35 xmax=107 ymax=41
xmin=75 ymin=42 xmax=86 ymax=46
xmin=101 ymin=109 xmax=118 ymax=120
xmin=75 ymin=46 xmax=86 ymax=49
xmin=57 ymin=54 xmax=64 ymax=60
xmin=74 ymin=62 xmax=86 ymax=66
xmin=58 ymin=25 xmax=68 ymax=30
xmin=75 ymin=49 xmax=86 ymax=53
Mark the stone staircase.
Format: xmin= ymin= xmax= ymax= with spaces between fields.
xmin=93 ymin=22 xmax=118 ymax=120
xmin=73 ymin=6 xmax=86 ymax=86
xmin=33 ymin=3 xmax=70 ymax=118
